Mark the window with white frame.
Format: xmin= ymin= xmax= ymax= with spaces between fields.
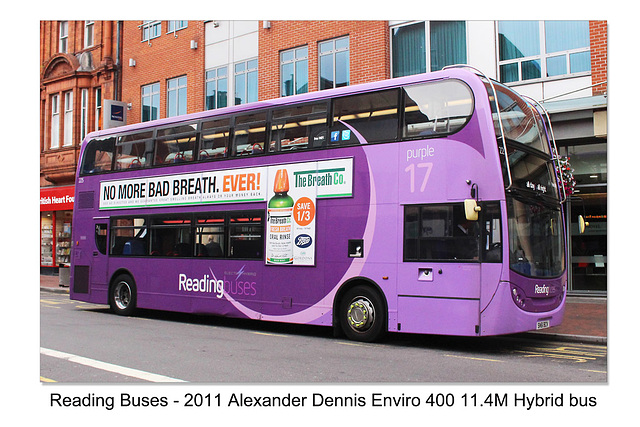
xmin=280 ymin=46 xmax=308 ymax=96
xmin=429 ymin=21 xmax=466 ymax=72
xmin=234 ymin=59 xmax=258 ymax=105
xmin=167 ymin=76 xmax=187 ymax=117
xmin=391 ymin=22 xmax=426 ymax=78
xmin=63 ymin=91 xmax=74 ymax=146
xmin=205 ymin=66 xmax=228 ymax=110
xmin=80 ymin=89 xmax=89 ymax=141
xmin=84 ymin=21 xmax=94 ymax=48
xmin=391 ymin=21 xmax=466 ymax=78
xmin=498 ymin=21 xmax=590 ymax=84
xmin=95 ymin=87 xmax=102 ymax=131
xmin=319 ymin=37 xmax=349 ymax=90
xmin=142 ymin=21 xmax=161 ymax=42
xmin=168 ymin=21 xmax=188 ymax=34
xmin=141 ymin=83 xmax=160 ymax=122
xmin=59 ymin=21 xmax=68 ymax=53
xmin=51 ymin=94 xmax=60 ymax=149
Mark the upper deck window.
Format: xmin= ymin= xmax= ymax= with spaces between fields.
xmin=115 ymin=131 xmax=154 ymax=170
xmin=81 ymin=137 xmax=115 ymax=175
xmin=490 ymin=82 xmax=549 ymax=155
xmin=232 ymin=112 xmax=266 ymax=157
xmin=271 ymin=102 xmax=328 ymax=151
xmin=154 ymin=123 xmax=198 ymax=165
xmin=402 ymin=79 xmax=473 ymax=139
xmin=331 ymin=89 xmax=399 ymax=145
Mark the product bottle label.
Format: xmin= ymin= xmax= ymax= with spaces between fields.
xmin=267 ymin=204 xmax=293 ymax=264
xmin=267 ymin=169 xmax=294 ymax=264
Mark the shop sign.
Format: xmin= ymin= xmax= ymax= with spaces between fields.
xmin=40 ymin=186 xmax=75 ymax=211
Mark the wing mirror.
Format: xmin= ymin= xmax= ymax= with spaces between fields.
xmin=464 ymin=199 xmax=481 ymax=221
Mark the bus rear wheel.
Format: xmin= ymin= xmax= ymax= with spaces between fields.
xmin=339 ymin=285 xmax=385 ymax=342
xmin=109 ymin=274 xmax=137 ymax=316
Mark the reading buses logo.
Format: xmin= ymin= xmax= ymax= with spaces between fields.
xmin=178 ymin=268 xmax=258 ymax=299
xmin=178 ymin=273 xmax=224 ymax=298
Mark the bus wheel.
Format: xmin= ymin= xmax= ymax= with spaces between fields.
xmin=339 ymin=285 xmax=385 ymax=342
xmin=109 ymin=274 xmax=137 ymax=316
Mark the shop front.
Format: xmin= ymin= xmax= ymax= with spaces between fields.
xmin=545 ymin=95 xmax=607 ymax=296
xmin=40 ymin=185 xmax=74 ymax=278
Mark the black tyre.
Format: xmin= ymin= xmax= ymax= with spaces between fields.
xmin=339 ymin=285 xmax=386 ymax=342
xmin=109 ymin=274 xmax=137 ymax=316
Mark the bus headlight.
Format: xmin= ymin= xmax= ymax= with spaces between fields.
xmin=510 ymin=284 xmax=527 ymax=309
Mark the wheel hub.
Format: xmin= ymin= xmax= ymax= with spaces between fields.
xmin=347 ymin=298 xmax=375 ymax=331
xmin=114 ymin=282 xmax=131 ymax=310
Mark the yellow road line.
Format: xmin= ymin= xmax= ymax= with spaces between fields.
xmin=446 ymin=354 xmax=503 ymax=363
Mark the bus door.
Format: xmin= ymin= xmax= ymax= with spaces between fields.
xmin=90 ymin=221 xmax=109 ymax=289
xmin=397 ymin=202 xmax=482 ymax=335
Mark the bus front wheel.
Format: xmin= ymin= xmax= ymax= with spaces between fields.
xmin=109 ymin=274 xmax=137 ymax=316
xmin=339 ymin=285 xmax=385 ymax=342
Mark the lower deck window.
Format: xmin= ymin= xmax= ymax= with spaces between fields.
xmin=404 ymin=203 xmax=479 ymax=261
xmin=109 ymin=210 xmax=263 ymax=259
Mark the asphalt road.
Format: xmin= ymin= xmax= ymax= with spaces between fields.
xmin=40 ymin=291 xmax=607 ymax=384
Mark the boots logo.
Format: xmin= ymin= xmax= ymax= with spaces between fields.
xmin=295 ymin=234 xmax=312 ymax=248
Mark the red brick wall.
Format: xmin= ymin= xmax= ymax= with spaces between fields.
xmin=590 ymin=21 xmax=607 ymax=95
xmin=121 ymin=21 xmax=205 ymax=124
xmin=258 ymin=21 xmax=389 ymax=101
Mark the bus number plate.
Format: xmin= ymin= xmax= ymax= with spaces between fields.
xmin=536 ymin=320 xmax=550 ymax=330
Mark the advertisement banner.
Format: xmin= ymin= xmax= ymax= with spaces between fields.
xmin=99 ymin=167 xmax=267 ymax=209
xmin=99 ymin=158 xmax=352 ymax=211
xmin=265 ymin=158 xmax=352 ymax=266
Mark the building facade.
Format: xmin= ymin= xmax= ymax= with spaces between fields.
xmin=40 ymin=20 xmax=607 ymax=295
xmin=120 ymin=20 xmax=205 ymax=123
xmin=40 ymin=20 xmax=120 ymax=273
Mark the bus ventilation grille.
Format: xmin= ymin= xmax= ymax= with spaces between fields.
xmin=77 ymin=191 xmax=94 ymax=209
xmin=73 ymin=265 xmax=89 ymax=294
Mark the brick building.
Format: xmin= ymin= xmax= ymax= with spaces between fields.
xmin=120 ymin=21 xmax=205 ymax=123
xmin=40 ymin=20 xmax=120 ymax=272
xmin=258 ymin=20 xmax=389 ymax=100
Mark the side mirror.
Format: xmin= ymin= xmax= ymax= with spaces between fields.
xmin=578 ymin=215 xmax=589 ymax=234
xmin=464 ymin=199 xmax=481 ymax=221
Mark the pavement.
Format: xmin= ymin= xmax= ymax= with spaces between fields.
xmin=40 ymin=274 xmax=606 ymax=344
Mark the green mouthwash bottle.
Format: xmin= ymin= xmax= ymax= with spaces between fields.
xmin=267 ymin=169 xmax=294 ymax=264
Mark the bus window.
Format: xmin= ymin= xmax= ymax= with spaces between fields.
xmin=491 ymin=82 xmax=550 ymax=154
xmin=81 ymin=137 xmax=115 ymax=175
xmin=403 ymin=80 xmax=473 ymax=139
xmin=195 ymin=214 xmax=225 ymax=257
xmin=233 ymin=112 xmax=266 ymax=157
xmin=228 ymin=212 xmax=263 ymax=259
xmin=403 ymin=203 xmax=479 ymax=261
xmin=482 ymin=202 xmax=502 ymax=262
xmin=95 ymin=223 xmax=107 ymax=255
xmin=115 ymin=131 xmax=154 ymax=170
xmin=110 ymin=217 xmax=148 ymax=256
xmin=150 ymin=217 xmax=192 ymax=257
xmin=200 ymin=118 xmax=230 ymax=160
xmin=154 ymin=123 xmax=197 ymax=165
xmin=270 ymin=102 xmax=328 ymax=152
xmin=331 ymin=89 xmax=399 ymax=145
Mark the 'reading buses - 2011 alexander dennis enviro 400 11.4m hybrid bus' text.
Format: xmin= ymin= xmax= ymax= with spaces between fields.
xmin=70 ymin=66 xmax=568 ymax=342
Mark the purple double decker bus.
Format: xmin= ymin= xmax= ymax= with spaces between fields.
xmin=70 ymin=67 xmax=567 ymax=342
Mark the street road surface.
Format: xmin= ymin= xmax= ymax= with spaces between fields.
xmin=40 ymin=291 xmax=607 ymax=383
